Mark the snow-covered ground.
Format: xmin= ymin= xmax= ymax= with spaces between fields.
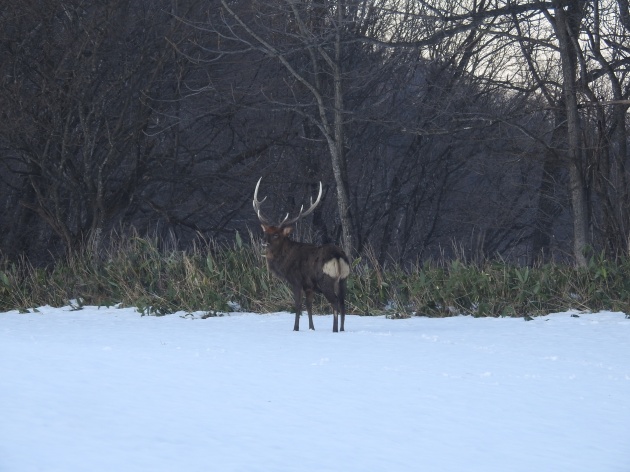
xmin=1 ymin=306 xmax=628 ymax=472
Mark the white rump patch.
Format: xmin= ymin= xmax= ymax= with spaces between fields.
xmin=323 ymin=258 xmax=350 ymax=279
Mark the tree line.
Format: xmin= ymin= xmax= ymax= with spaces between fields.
xmin=1 ymin=0 xmax=629 ymax=267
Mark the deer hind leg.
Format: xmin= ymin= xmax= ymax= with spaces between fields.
xmin=305 ymin=289 xmax=315 ymax=331
xmin=326 ymin=278 xmax=346 ymax=332
xmin=293 ymin=287 xmax=303 ymax=331
xmin=323 ymin=257 xmax=349 ymax=332
xmin=332 ymin=296 xmax=344 ymax=333
xmin=322 ymin=287 xmax=340 ymax=333
xmin=339 ymin=279 xmax=347 ymax=332
xmin=340 ymin=309 xmax=345 ymax=332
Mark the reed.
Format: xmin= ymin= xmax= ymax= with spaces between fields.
xmin=2 ymin=234 xmax=630 ymax=318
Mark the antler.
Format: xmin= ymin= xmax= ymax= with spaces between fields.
xmin=253 ymin=177 xmax=323 ymax=226
xmin=253 ymin=177 xmax=271 ymax=225
xmin=280 ymin=181 xmax=323 ymax=226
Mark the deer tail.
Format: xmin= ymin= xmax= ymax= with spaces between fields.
xmin=323 ymin=257 xmax=350 ymax=296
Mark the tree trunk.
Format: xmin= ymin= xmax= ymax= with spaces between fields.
xmin=331 ymin=1 xmax=354 ymax=257
xmin=554 ymin=0 xmax=589 ymax=266
xmin=219 ymin=0 xmax=355 ymax=256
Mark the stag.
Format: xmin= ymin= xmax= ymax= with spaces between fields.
xmin=253 ymin=178 xmax=350 ymax=332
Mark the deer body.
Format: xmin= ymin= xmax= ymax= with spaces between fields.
xmin=254 ymin=178 xmax=350 ymax=332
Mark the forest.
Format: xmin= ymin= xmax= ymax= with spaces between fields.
xmin=2 ymin=0 xmax=630 ymax=269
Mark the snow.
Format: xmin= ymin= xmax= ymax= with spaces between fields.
xmin=1 ymin=306 xmax=629 ymax=472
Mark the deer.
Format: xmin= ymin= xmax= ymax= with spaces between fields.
xmin=253 ymin=177 xmax=350 ymax=332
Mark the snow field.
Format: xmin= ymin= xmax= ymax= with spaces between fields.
xmin=1 ymin=307 xmax=629 ymax=472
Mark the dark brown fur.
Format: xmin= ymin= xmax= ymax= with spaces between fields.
xmin=261 ymin=224 xmax=350 ymax=332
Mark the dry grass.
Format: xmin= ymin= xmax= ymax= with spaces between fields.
xmin=2 ymin=233 xmax=630 ymax=318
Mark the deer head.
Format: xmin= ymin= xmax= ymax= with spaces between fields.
xmin=253 ymin=177 xmax=323 ymax=246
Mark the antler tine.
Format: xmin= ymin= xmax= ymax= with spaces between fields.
xmin=252 ymin=177 xmax=271 ymax=225
xmin=301 ymin=181 xmax=323 ymax=218
xmin=282 ymin=181 xmax=323 ymax=227
xmin=280 ymin=210 xmax=296 ymax=225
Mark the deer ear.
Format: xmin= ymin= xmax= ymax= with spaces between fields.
xmin=282 ymin=226 xmax=293 ymax=236
xmin=261 ymin=224 xmax=269 ymax=232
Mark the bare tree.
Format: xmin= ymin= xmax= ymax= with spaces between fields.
xmin=503 ymin=0 xmax=630 ymax=262
xmin=5 ymin=0 xmax=630 ymax=268
xmin=389 ymin=0 xmax=630 ymax=264
xmin=0 ymin=1 xmax=178 ymax=253
xmin=199 ymin=0 xmax=400 ymax=256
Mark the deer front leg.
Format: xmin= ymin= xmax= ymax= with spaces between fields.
xmin=293 ymin=287 xmax=303 ymax=331
xmin=305 ymin=289 xmax=315 ymax=330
